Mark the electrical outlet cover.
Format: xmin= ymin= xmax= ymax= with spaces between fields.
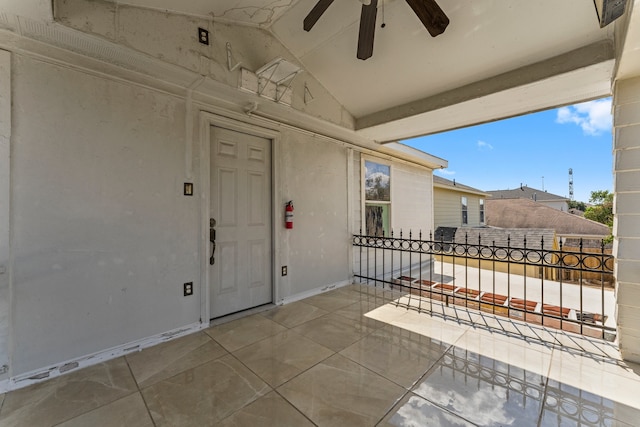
xmin=184 ymin=282 xmax=193 ymax=296
xmin=198 ymin=27 xmax=209 ymax=45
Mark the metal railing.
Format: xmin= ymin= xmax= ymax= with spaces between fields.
xmin=353 ymin=230 xmax=616 ymax=341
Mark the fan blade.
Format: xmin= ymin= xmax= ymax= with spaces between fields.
xmin=405 ymin=0 xmax=449 ymax=37
xmin=357 ymin=0 xmax=378 ymax=60
xmin=304 ymin=0 xmax=335 ymax=31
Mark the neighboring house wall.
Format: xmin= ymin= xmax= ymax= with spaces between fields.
xmin=0 ymin=9 xmax=439 ymax=382
xmin=541 ymin=200 xmax=569 ymax=212
xmin=391 ymin=162 xmax=434 ymax=232
xmin=434 ymin=188 xmax=485 ymax=229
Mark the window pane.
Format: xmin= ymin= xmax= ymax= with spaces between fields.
xmin=365 ymin=204 xmax=389 ymax=236
xmin=364 ymin=161 xmax=390 ymax=201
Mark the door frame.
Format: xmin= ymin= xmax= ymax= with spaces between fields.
xmin=199 ymin=111 xmax=281 ymax=323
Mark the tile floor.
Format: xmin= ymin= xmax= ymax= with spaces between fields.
xmin=1 ymin=284 xmax=639 ymax=426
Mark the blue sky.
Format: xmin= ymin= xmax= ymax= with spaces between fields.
xmin=403 ymin=98 xmax=613 ymax=203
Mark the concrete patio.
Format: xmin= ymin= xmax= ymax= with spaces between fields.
xmin=0 ymin=284 xmax=638 ymax=426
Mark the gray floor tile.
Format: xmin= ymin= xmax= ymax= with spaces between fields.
xmin=142 ymin=354 xmax=270 ymax=426
xmin=260 ymin=300 xmax=329 ymax=328
xmin=56 ymin=393 xmax=153 ymax=427
xmin=412 ymin=346 xmax=545 ymax=427
xmin=218 ymin=391 xmax=315 ymax=427
xmin=278 ymin=353 xmax=406 ymax=426
xmin=340 ymin=325 xmax=449 ymax=388
xmin=0 ymin=358 xmax=137 ymax=427
xmin=205 ymin=314 xmax=287 ymax=352
xmin=379 ymin=393 xmax=476 ymax=427
xmin=292 ymin=312 xmax=377 ymax=352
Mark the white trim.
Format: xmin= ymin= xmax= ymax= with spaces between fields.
xmin=432 ymin=183 xmax=489 ymax=198
xmin=0 ymin=322 xmax=205 ymax=393
xmin=198 ymin=111 xmax=281 ymax=323
xmin=347 ymin=148 xmax=354 ymax=281
xmin=276 ymin=279 xmax=352 ymax=305
xmin=461 ymin=196 xmax=469 ymax=226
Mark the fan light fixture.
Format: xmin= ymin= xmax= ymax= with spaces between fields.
xmin=304 ymin=0 xmax=449 ymax=60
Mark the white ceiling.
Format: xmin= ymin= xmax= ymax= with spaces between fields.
xmin=271 ymin=0 xmax=611 ymax=117
xmin=82 ymin=1 xmax=637 ymax=140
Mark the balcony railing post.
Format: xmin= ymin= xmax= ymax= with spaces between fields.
xmin=580 ymin=238 xmax=584 ymax=336
xmin=601 ymin=238 xmax=606 ymax=339
xmin=541 ymin=235 xmax=545 ymax=327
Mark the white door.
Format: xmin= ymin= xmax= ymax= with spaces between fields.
xmin=209 ymin=126 xmax=272 ymax=319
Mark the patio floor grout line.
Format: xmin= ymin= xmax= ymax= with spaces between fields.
xmin=123 ymin=356 xmax=158 ymax=427
xmin=536 ymin=346 xmax=556 ymax=427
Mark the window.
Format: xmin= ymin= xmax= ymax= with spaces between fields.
xmin=364 ymin=160 xmax=391 ymax=236
xmin=479 ymin=199 xmax=485 ymax=224
xmin=461 ymin=196 xmax=468 ymax=225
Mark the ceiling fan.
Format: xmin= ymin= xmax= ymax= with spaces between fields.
xmin=303 ymin=0 xmax=449 ymax=60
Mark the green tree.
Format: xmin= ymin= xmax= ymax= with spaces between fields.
xmin=584 ymin=190 xmax=613 ymax=227
xmin=568 ymin=200 xmax=587 ymax=212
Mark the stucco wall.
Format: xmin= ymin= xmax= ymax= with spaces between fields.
xmin=11 ymin=55 xmax=199 ymax=374
xmin=278 ymin=132 xmax=350 ymax=298
xmin=4 ymin=50 xmax=435 ymax=379
xmin=54 ymin=0 xmax=354 ymax=129
xmin=0 ymin=1 xmax=439 ymax=381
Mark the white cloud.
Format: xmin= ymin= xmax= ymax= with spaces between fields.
xmin=437 ymin=169 xmax=456 ymax=176
xmin=556 ymin=99 xmax=612 ymax=136
xmin=415 ymin=383 xmax=515 ymax=426
xmin=477 ymin=140 xmax=493 ymax=150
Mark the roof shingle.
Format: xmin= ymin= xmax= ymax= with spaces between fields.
xmin=486 ymin=198 xmax=609 ymax=236
xmin=486 ymin=186 xmax=568 ymax=202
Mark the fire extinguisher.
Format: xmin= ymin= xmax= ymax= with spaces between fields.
xmin=285 ymin=201 xmax=294 ymax=229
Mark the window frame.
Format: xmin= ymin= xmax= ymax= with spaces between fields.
xmin=479 ymin=198 xmax=485 ymax=224
xmin=362 ymin=157 xmax=392 ymax=237
xmin=461 ymin=196 xmax=468 ymax=225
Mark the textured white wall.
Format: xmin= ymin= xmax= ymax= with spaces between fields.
xmin=279 ymin=133 xmax=350 ymax=297
xmin=0 ymin=0 xmax=438 ymax=379
xmin=4 ymin=53 xmax=377 ymax=377
xmin=10 ymin=55 xmax=199 ymax=374
xmin=54 ymin=0 xmax=353 ymax=129
xmin=0 ymin=0 xmax=52 ymax=21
